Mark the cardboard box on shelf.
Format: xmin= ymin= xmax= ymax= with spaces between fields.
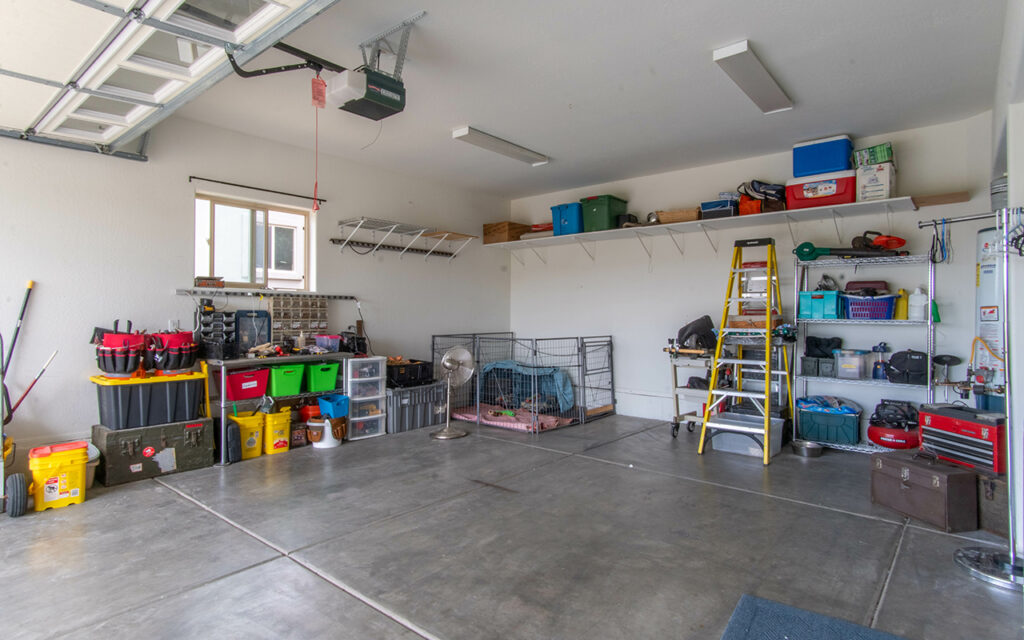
xmin=655 ymin=208 xmax=700 ymax=224
xmin=853 ymin=142 xmax=896 ymax=168
xmin=857 ymin=162 xmax=896 ymax=202
xmin=482 ymin=221 xmax=532 ymax=244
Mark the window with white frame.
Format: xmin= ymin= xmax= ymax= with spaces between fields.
xmin=195 ymin=195 xmax=309 ymax=290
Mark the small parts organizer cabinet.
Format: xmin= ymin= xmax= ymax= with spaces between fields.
xmin=793 ymin=254 xmax=935 ymax=452
xmin=270 ymin=295 xmax=329 ymax=344
xmin=345 ymin=356 xmax=387 ymax=440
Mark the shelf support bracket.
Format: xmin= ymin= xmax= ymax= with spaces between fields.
xmin=398 ymin=229 xmax=426 ymax=259
xmin=784 ymin=215 xmax=798 ymax=246
xmin=372 ymin=224 xmax=399 ymax=255
xmin=337 ymin=218 xmax=366 ymax=252
xmin=699 ymin=223 xmax=719 ymax=253
xmin=575 ymin=238 xmax=596 ymax=262
xmin=423 ymin=233 xmax=448 ymax=261
xmin=448 ymin=237 xmax=473 ymax=263
xmin=510 ymin=249 xmax=525 ymax=266
xmin=830 ymin=209 xmax=842 ymax=244
xmin=530 ymin=246 xmax=548 ymax=264
xmin=666 ymin=228 xmax=685 ymax=257
xmin=635 ymin=231 xmax=653 ymax=259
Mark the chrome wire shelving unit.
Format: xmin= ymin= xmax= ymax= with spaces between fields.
xmin=793 ymin=254 xmax=935 ymax=453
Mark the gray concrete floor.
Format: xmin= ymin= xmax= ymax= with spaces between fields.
xmin=2 ymin=415 xmax=1022 ymax=639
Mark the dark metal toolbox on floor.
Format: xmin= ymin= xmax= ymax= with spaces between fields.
xmin=92 ymin=418 xmax=215 ymax=486
xmin=386 ymin=381 xmax=446 ymax=433
xmin=870 ymin=451 xmax=978 ymax=532
xmin=977 ymin=475 xmax=1009 ymax=538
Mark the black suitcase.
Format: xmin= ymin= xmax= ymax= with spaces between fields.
xmin=93 ymin=419 xmax=215 ymax=486
xmin=870 ymin=451 xmax=978 ymax=532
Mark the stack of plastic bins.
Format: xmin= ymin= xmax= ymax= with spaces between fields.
xmin=345 ymin=356 xmax=387 ymax=439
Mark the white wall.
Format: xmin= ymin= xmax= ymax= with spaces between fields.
xmin=0 ymin=116 xmax=510 ymax=461
xmin=508 ymin=113 xmax=994 ymax=421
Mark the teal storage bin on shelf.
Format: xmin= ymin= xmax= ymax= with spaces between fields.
xmin=579 ymin=195 xmax=627 ymax=232
xmin=269 ymin=364 xmax=306 ymax=396
xmin=551 ymin=203 xmax=584 ymax=235
xmin=798 ymin=291 xmax=842 ymax=319
xmin=305 ymin=362 xmax=340 ymax=392
xmin=318 ymin=394 xmax=350 ymax=418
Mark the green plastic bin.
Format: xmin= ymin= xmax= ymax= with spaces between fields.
xmin=305 ymin=362 xmax=340 ymax=392
xmin=269 ymin=364 xmax=306 ymax=396
xmin=579 ymin=195 xmax=627 ymax=232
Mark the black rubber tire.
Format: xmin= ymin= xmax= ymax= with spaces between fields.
xmin=671 ymin=422 xmax=679 ymax=438
xmin=686 ymin=421 xmax=696 ymax=433
xmin=6 ymin=472 xmax=27 ymax=517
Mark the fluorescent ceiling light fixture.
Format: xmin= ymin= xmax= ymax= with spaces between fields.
xmin=452 ymin=126 xmax=549 ymax=166
xmin=713 ymin=40 xmax=792 ymax=114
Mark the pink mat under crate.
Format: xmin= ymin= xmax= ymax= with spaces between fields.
xmin=451 ymin=403 xmax=575 ymax=432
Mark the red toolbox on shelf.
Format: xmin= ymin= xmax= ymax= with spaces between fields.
xmin=223 ymin=368 xmax=269 ymax=401
xmin=918 ymin=404 xmax=1007 ymax=474
xmin=785 ymin=170 xmax=856 ymax=210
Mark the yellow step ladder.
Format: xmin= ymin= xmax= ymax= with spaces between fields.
xmin=697 ymin=237 xmax=793 ymax=465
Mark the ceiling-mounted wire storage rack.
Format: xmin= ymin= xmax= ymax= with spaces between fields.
xmin=330 ymin=217 xmax=476 ymax=262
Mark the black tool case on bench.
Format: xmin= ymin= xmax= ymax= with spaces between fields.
xmin=92 ymin=419 xmax=214 ymax=486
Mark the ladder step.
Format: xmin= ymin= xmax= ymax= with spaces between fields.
xmin=721 ymin=328 xmax=769 ymax=333
xmin=716 ymin=358 xmax=769 ymax=365
xmin=710 ymin=389 xmax=769 ymax=399
xmin=704 ymin=422 xmax=765 ymax=435
xmin=731 ymin=267 xmax=770 ymax=273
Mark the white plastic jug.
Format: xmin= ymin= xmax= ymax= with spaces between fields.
xmin=908 ymin=288 xmax=927 ymax=322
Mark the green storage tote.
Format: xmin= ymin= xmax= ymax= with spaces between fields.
xmin=579 ymin=195 xmax=627 ymax=232
xmin=305 ymin=362 xmax=340 ymax=392
xmin=269 ymin=364 xmax=306 ymax=396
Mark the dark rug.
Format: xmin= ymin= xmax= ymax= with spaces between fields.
xmin=721 ymin=595 xmax=907 ymax=640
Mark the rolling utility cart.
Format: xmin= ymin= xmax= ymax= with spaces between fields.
xmin=666 ymin=346 xmax=713 ymax=437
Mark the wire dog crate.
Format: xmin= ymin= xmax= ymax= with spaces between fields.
xmin=431 ymin=333 xmax=615 ymax=433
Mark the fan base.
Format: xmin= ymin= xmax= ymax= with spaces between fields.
xmin=430 ymin=426 xmax=468 ymax=440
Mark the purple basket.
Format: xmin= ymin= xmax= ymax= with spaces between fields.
xmin=840 ymin=294 xmax=897 ymax=320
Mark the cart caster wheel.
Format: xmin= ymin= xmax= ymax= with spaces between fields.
xmin=5 ymin=472 xmax=27 ymax=518
xmin=686 ymin=422 xmax=696 ymax=433
xmin=671 ymin=422 xmax=679 ymax=438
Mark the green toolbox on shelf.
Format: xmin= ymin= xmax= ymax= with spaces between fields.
xmin=269 ymin=363 xmax=306 ymax=396
xmin=305 ymin=362 xmax=340 ymax=392
xmin=579 ymin=195 xmax=627 ymax=232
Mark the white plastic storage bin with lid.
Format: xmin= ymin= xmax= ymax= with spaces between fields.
xmin=834 ymin=349 xmax=869 ymax=379
xmin=344 ymin=356 xmax=386 ymax=433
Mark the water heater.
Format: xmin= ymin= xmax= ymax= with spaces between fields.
xmin=975 ymin=227 xmax=1005 ymax=407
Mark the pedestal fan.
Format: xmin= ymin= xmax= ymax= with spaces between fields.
xmin=431 ymin=346 xmax=474 ymax=440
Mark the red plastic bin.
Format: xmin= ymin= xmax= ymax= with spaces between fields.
xmin=223 ymin=368 xmax=269 ymax=400
xmin=785 ymin=170 xmax=856 ymax=210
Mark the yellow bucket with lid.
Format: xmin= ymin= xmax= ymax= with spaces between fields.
xmin=264 ymin=407 xmax=291 ymax=455
xmin=229 ymin=412 xmax=265 ymax=460
xmin=29 ymin=441 xmax=88 ymax=511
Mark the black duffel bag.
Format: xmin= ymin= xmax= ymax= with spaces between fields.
xmin=886 ymin=350 xmax=929 ymax=385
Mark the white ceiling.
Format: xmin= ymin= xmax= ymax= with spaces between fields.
xmin=15 ymin=1 xmax=1011 ymax=198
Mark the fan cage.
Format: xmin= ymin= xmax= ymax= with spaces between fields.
xmin=431 ymin=333 xmax=615 ymax=433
